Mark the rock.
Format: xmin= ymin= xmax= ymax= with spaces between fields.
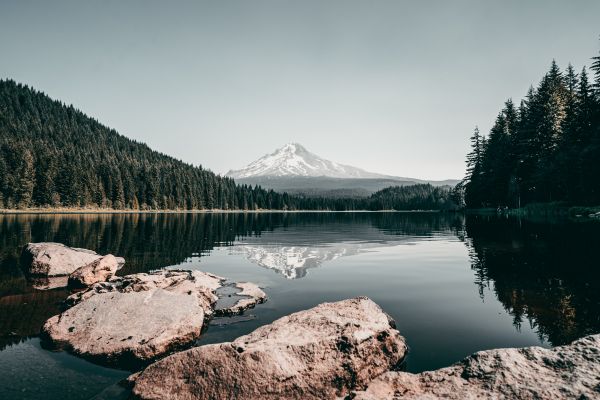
xmin=129 ymin=297 xmax=406 ymax=400
xmin=31 ymin=276 xmax=70 ymax=290
xmin=227 ymin=281 xmax=267 ymax=314
xmin=213 ymin=281 xmax=267 ymax=316
xmin=43 ymin=287 xmax=207 ymax=366
xmin=349 ymin=334 xmax=600 ymax=400
xmin=22 ymin=242 xmax=117 ymax=277
xmin=43 ymin=270 xmax=267 ymax=366
xmin=65 ymin=270 xmax=222 ymax=311
xmin=67 ymin=255 xmax=125 ymax=288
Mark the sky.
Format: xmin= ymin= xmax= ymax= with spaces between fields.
xmin=1 ymin=1 xmax=599 ymax=180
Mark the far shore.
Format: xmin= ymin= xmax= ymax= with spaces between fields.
xmin=0 ymin=208 xmax=444 ymax=215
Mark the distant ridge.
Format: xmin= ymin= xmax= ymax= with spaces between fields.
xmin=227 ymin=143 xmax=459 ymax=197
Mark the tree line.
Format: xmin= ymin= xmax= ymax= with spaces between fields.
xmin=463 ymin=40 xmax=600 ymax=208
xmin=0 ymin=79 xmax=457 ymax=211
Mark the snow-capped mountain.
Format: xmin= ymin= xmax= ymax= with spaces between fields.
xmin=226 ymin=143 xmax=389 ymax=179
xmin=226 ymin=143 xmax=459 ymax=196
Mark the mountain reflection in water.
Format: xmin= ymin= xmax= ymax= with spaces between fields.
xmin=230 ymin=223 xmax=428 ymax=279
xmin=0 ymin=211 xmax=598 ymax=365
xmin=0 ymin=213 xmax=600 ymax=399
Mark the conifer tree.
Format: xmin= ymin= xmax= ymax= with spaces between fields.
xmin=464 ymin=41 xmax=600 ymax=208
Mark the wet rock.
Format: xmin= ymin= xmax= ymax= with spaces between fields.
xmin=213 ymin=282 xmax=267 ymax=316
xmin=349 ymin=334 xmax=600 ymax=400
xmin=43 ymin=287 xmax=207 ymax=365
xmin=22 ymin=242 xmax=121 ymax=277
xmin=43 ymin=270 xmax=267 ymax=366
xmin=129 ymin=297 xmax=406 ymax=400
xmin=67 ymin=255 xmax=125 ymax=288
xmin=31 ymin=276 xmax=69 ymax=290
xmin=209 ymin=314 xmax=257 ymax=327
xmin=65 ymin=270 xmax=222 ymax=311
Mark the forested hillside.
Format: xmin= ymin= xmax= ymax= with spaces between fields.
xmin=284 ymin=184 xmax=458 ymax=211
xmin=366 ymin=184 xmax=458 ymax=210
xmin=0 ymin=79 xmax=295 ymax=210
xmin=463 ymin=41 xmax=600 ymax=208
xmin=0 ymin=80 xmax=458 ymax=211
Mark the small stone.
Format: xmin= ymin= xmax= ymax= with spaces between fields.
xmin=68 ymin=254 xmax=125 ymax=288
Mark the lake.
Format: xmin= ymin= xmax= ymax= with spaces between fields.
xmin=1 ymin=212 xmax=599 ymax=399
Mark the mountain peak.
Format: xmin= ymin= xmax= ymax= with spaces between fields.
xmin=226 ymin=143 xmax=388 ymax=179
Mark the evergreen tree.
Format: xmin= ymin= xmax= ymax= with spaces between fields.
xmin=464 ymin=41 xmax=600 ymax=208
xmin=465 ymin=126 xmax=482 ymax=180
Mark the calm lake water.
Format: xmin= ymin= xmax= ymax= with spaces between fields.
xmin=1 ymin=212 xmax=599 ymax=399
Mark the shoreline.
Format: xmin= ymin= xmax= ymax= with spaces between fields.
xmin=466 ymin=204 xmax=600 ymax=219
xmin=0 ymin=208 xmax=444 ymax=215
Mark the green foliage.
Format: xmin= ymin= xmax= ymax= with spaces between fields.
xmin=464 ymin=40 xmax=600 ymax=208
xmin=366 ymin=184 xmax=457 ymax=211
xmin=0 ymin=79 xmax=456 ymax=211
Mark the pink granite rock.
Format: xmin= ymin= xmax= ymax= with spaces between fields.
xmin=23 ymin=242 xmax=104 ymax=276
xmin=349 ymin=334 xmax=600 ymax=400
xmin=130 ymin=297 xmax=407 ymax=400
xmin=43 ymin=270 xmax=267 ymax=365
xmin=67 ymin=254 xmax=124 ymax=288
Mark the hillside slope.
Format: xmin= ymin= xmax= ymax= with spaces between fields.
xmin=0 ymin=80 xmax=459 ymax=212
xmin=0 ymin=80 xmax=283 ymax=210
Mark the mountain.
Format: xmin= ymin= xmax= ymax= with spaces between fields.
xmin=227 ymin=143 xmax=459 ymax=197
xmin=0 ymin=80 xmax=296 ymax=211
xmin=0 ymin=80 xmax=458 ymax=210
xmin=227 ymin=143 xmax=390 ymax=179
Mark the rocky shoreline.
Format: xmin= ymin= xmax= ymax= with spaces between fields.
xmin=21 ymin=242 xmax=600 ymax=399
xmin=348 ymin=334 xmax=600 ymax=399
xmin=22 ymin=243 xmax=266 ymax=367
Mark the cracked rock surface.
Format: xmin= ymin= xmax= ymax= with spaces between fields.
xmin=348 ymin=334 xmax=600 ymax=400
xmin=67 ymin=254 xmax=124 ymax=288
xmin=42 ymin=270 xmax=266 ymax=366
xmin=22 ymin=242 xmax=123 ymax=277
xmin=129 ymin=297 xmax=407 ymax=400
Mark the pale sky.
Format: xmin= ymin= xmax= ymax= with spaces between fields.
xmin=1 ymin=0 xmax=599 ymax=180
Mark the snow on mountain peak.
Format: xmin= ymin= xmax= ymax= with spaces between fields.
xmin=226 ymin=143 xmax=388 ymax=179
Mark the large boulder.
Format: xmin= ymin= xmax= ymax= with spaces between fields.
xmin=349 ymin=334 xmax=600 ymax=400
xmin=42 ymin=270 xmax=266 ymax=366
xmin=67 ymin=254 xmax=124 ymax=288
xmin=129 ymin=297 xmax=407 ymax=400
xmin=21 ymin=242 xmax=124 ymax=277
xmin=44 ymin=287 xmax=207 ymax=366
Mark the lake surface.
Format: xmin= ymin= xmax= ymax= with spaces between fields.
xmin=1 ymin=212 xmax=599 ymax=399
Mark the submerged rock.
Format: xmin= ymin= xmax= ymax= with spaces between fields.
xmin=31 ymin=276 xmax=70 ymax=291
xmin=213 ymin=281 xmax=268 ymax=316
xmin=67 ymin=254 xmax=124 ymax=288
xmin=43 ymin=270 xmax=267 ymax=366
xmin=21 ymin=242 xmax=124 ymax=277
xmin=129 ymin=297 xmax=406 ymax=400
xmin=349 ymin=334 xmax=600 ymax=400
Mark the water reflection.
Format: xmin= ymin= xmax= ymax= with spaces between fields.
xmin=231 ymin=213 xmax=462 ymax=279
xmin=0 ymin=212 xmax=599 ymax=389
xmin=463 ymin=214 xmax=600 ymax=346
